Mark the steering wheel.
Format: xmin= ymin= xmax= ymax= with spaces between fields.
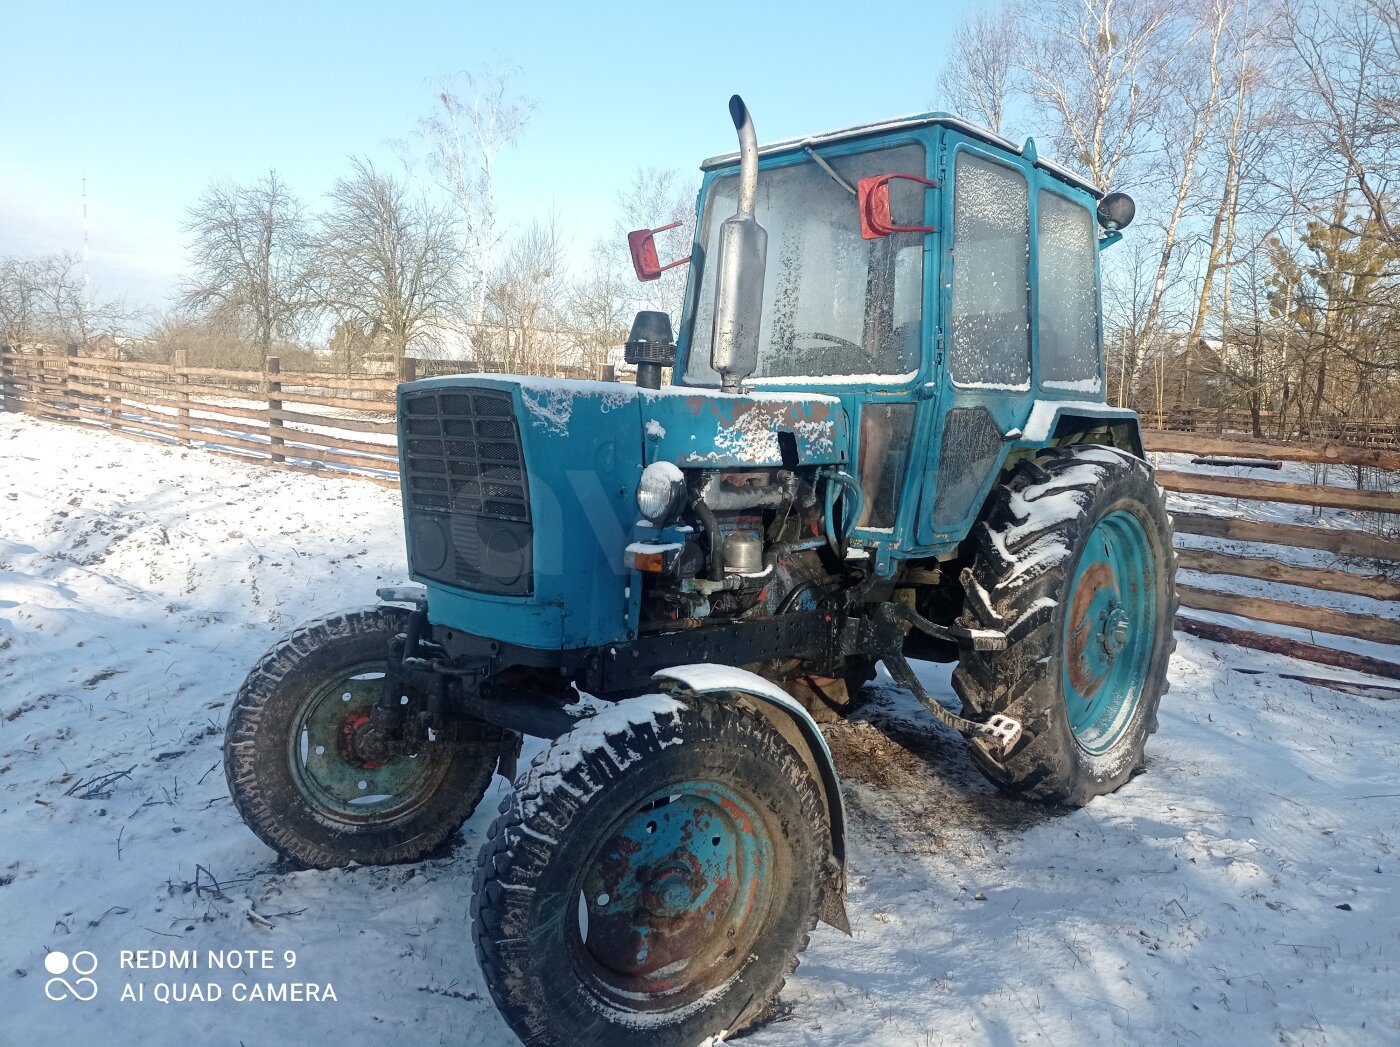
xmin=788 ymin=330 xmax=863 ymax=354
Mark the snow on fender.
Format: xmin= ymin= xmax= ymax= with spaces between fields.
xmin=651 ymin=663 xmax=851 ymax=934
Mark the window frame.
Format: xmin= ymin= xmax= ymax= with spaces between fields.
xmin=947 ymin=147 xmax=1033 ymax=394
xmin=1034 ymin=183 xmax=1104 ymax=393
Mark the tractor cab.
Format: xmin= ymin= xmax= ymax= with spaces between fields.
xmin=646 ymin=110 xmax=1141 ymax=567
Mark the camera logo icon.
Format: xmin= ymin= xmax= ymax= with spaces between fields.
xmin=44 ymin=951 xmax=99 ymax=1001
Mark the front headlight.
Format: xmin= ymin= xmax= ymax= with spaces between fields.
xmin=636 ymin=461 xmax=687 ymax=524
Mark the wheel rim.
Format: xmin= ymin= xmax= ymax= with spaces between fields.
xmin=571 ymin=779 xmax=776 ymax=1012
xmin=286 ymin=662 xmax=446 ymax=824
xmin=1061 ymin=509 xmax=1157 ymax=754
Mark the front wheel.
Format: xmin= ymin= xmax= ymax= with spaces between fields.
xmin=473 ymin=694 xmax=827 ymax=1047
xmin=953 ymin=446 xmax=1177 ymax=806
xmin=224 ymin=606 xmax=505 ymax=867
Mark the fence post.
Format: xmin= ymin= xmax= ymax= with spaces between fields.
xmin=266 ymin=356 xmax=284 ymax=463
xmin=398 ymin=356 xmax=416 ymax=383
xmin=107 ymin=351 xmax=121 ymax=428
xmin=174 ymin=349 xmax=191 ymax=446
xmin=33 ymin=343 xmax=45 ymax=417
xmin=1 ymin=344 xmax=13 ymax=412
xmin=64 ymin=342 xmax=78 ymax=417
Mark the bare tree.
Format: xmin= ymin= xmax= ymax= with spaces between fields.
xmin=568 ymin=240 xmax=632 ymax=371
xmin=615 ymin=166 xmax=697 ymax=327
xmin=484 ymin=215 xmax=568 ymax=374
xmin=316 ymin=158 xmax=463 ymax=364
xmin=1021 ymin=0 xmax=1177 ymax=189
xmin=181 ymin=171 xmax=314 ymax=366
xmin=935 ymin=2 xmax=1023 ymax=134
xmin=1134 ymin=0 xmax=1237 ymax=398
xmin=1 ymin=252 xmax=128 ymax=349
xmin=418 ymin=66 xmax=535 ymax=327
xmin=1280 ymin=0 xmax=1400 ymax=246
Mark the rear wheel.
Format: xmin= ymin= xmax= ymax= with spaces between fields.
xmin=953 ymin=446 xmax=1177 ymax=806
xmin=224 ymin=607 xmax=505 ymax=867
xmin=473 ymin=695 xmax=826 ymax=1047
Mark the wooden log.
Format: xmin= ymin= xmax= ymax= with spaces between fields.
xmin=203 ymin=447 xmax=401 ymax=488
xmin=263 ymin=423 xmax=397 ymax=460
xmin=270 ymin=408 xmax=397 ymax=434
xmin=173 ymin=349 xmax=191 ymax=445
xmin=74 ymin=385 xmax=266 ymax=427
xmin=273 ymin=371 xmax=400 ymax=392
xmin=182 ymin=428 xmax=396 ymax=472
xmin=1176 ymin=584 xmax=1400 ymax=646
xmin=1157 ymin=469 xmax=1400 ymax=515
xmin=263 ymin=388 xmax=397 ymax=414
xmin=173 ymin=380 xmax=266 ymax=399
xmin=266 ymin=357 xmax=284 ymax=463
xmin=1171 ymin=512 xmax=1400 ymax=561
xmin=1145 ymin=429 xmax=1400 ymax=472
xmin=0 ymin=344 xmax=15 ymax=411
xmin=1176 ymin=616 xmax=1400 ymax=681
xmin=1174 ymin=547 xmax=1400 ymax=602
xmin=176 ymin=364 xmax=265 ymax=381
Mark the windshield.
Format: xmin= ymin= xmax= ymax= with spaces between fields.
xmin=684 ymin=142 xmax=927 ymax=384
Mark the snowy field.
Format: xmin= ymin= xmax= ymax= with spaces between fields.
xmin=2 ymin=412 xmax=1397 ymax=1046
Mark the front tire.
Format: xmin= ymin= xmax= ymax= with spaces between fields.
xmin=953 ymin=446 xmax=1177 ymax=806
xmin=473 ymin=695 xmax=827 ymax=1047
xmin=224 ymin=606 xmax=505 ymax=867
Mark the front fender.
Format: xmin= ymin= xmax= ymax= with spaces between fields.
xmin=651 ymin=663 xmax=851 ymax=934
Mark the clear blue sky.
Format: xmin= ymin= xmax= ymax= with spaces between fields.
xmin=1 ymin=0 xmax=982 ymax=316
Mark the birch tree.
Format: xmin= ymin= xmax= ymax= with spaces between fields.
xmin=935 ymin=2 xmax=1023 ymax=134
xmin=418 ymin=66 xmax=535 ymax=328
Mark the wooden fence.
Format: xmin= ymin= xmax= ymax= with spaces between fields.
xmin=1136 ymin=404 xmax=1399 ymax=447
xmin=1 ymin=343 xmax=405 ymax=489
xmin=1145 ymin=428 xmax=1399 ymax=679
xmin=4 ymin=345 xmax=1397 ymax=679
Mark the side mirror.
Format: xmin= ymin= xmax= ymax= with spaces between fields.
xmin=858 ymin=173 xmax=939 ymax=239
xmin=1096 ymin=192 xmax=1136 ymax=232
xmin=627 ymin=221 xmax=690 ymax=282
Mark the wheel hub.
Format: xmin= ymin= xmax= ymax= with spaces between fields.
xmin=576 ymin=782 xmax=773 ymax=995
xmin=339 ymin=712 xmax=387 ymax=768
xmin=287 ymin=665 xmax=443 ymax=821
xmin=641 ymin=861 xmax=705 ymax=918
xmin=1062 ymin=510 xmax=1158 ymax=754
xmin=1099 ymin=604 xmax=1130 ymax=659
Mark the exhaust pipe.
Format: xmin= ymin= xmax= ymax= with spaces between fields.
xmin=731 ymin=95 xmax=758 ymax=221
xmin=710 ymin=95 xmax=767 ymax=394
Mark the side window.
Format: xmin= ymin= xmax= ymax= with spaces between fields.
xmin=1037 ymin=190 xmax=1101 ymax=389
xmin=950 ymin=153 xmax=1029 ymax=389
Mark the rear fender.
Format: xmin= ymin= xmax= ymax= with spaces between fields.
xmin=651 ymin=663 xmax=851 ymax=935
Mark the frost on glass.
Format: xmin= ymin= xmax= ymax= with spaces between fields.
xmin=687 ymin=143 xmax=925 ymax=383
xmin=950 ymin=154 xmax=1030 ymax=389
xmin=932 ymin=406 xmax=1004 ymax=525
xmin=1037 ymin=190 xmax=1101 ymax=389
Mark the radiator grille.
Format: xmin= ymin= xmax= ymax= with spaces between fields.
xmin=402 ymin=391 xmax=529 ymax=522
xmin=401 ymin=388 xmax=533 ymax=595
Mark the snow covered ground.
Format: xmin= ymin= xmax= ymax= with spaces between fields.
xmin=2 ymin=413 xmax=1397 ymax=1046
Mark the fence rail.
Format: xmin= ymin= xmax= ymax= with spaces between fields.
xmin=4 ymin=345 xmax=1396 ymax=678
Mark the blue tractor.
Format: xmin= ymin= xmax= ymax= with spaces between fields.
xmin=224 ymin=97 xmax=1175 ymax=1045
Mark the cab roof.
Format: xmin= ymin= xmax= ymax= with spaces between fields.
xmin=700 ymin=111 xmax=1102 ymax=199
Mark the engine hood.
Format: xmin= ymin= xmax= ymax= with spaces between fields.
xmin=504 ymin=377 xmax=849 ymax=470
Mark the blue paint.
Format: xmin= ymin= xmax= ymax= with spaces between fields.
xmin=403 ymin=114 xmax=1144 ymax=649
xmin=579 ymin=780 xmax=773 ymax=978
xmin=1060 ymin=509 xmax=1157 ymax=753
